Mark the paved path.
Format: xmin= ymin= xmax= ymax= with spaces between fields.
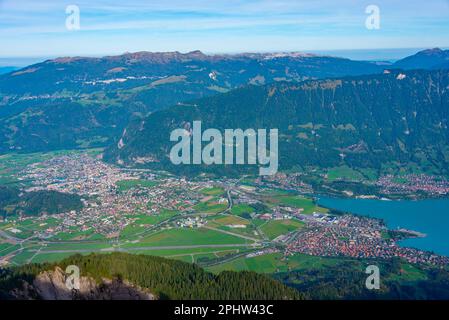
xmin=31 ymin=243 xmax=259 ymax=254
xmin=203 ymin=225 xmax=260 ymax=242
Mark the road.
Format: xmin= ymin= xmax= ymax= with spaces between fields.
xmin=203 ymin=225 xmax=260 ymax=242
xmin=30 ymin=243 xmax=260 ymax=254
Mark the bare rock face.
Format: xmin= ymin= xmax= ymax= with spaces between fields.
xmin=34 ymin=267 xmax=74 ymax=300
xmin=77 ymin=277 xmax=155 ymax=300
xmin=14 ymin=267 xmax=155 ymax=300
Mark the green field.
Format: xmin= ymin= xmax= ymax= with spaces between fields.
xmin=230 ymin=204 xmax=255 ymax=216
xmin=200 ymin=187 xmax=225 ymax=196
xmin=0 ymin=243 xmax=20 ymax=256
xmin=326 ymin=166 xmax=365 ymax=182
xmin=25 ymin=251 xmax=99 ymax=264
xmin=116 ymin=179 xmax=159 ymax=191
xmin=207 ymin=252 xmax=340 ymax=274
xmin=263 ymin=195 xmax=328 ymax=214
xmin=207 ymin=215 xmax=250 ymax=227
xmin=6 ymin=245 xmax=431 ymax=287
xmin=129 ymin=246 xmax=244 ymax=256
xmin=259 ymin=219 xmax=304 ymax=240
xmin=8 ymin=249 xmax=38 ymax=265
xmin=24 ymin=217 xmax=60 ymax=232
xmin=387 ymin=263 xmax=428 ymax=282
xmin=133 ymin=209 xmax=178 ymax=225
xmin=40 ymin=242 xmax=112 ymax=252
xmin=193 ymin=200 xmax=228 ymax=214
xmin=120 ymin=210 xmax=179 ymax=238
xmin=119 ymin=225 xmax=147 ymax=238
xmin=121 ymin=227 xmax=250 ymax=247
xmin=127 ymin=246 xmax=244 ymax=264
xmin=206 ymin=215 xmax=260 ymax=239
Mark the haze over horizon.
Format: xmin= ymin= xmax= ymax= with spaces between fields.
xmin=0 ymin=47 xmax=447 ymax=68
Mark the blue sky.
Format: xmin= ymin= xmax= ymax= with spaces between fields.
xmin=0 ymin=0 xmax=448 ymax=59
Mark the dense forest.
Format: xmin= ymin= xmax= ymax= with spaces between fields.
xmin=2 ymin=252 xmax=449 ymax=300
xmin=0 ymin=252 xmax=302 ymax=300
xmin=0 ymin=186 xmax=83 ymax=218
xmin=106 ymin=69 xmax=449 ymax=177
xmin=274 ymin=258 xmax=449 ymax=300
xmin=0 ymin=52 xmax=384 ymax=154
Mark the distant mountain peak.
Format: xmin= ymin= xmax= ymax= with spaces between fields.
xmin=420 ymin=47 xmax=444 ymax=54
xmin=115 ymin=51 xmax=208 ymax=62
xmin=50 ymin=56 xmax=90 ymax=64
xmin=44 ymin=50 xmax=327 ymax=66
xmin=187 ymin=50 xmax=206 ymax=56
xmin=394 ymin=47 xmax=449 ymax=69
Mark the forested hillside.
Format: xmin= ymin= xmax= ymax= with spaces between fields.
xmin=0 ymin=51 xmax=384 ymax=153
xmin=0 ymin=252 xmax=302 ymax=300
xmin=106 ymin=69 xmax=449 ymax=177
xmin=0 ymin=186 xmax=82 ymax=218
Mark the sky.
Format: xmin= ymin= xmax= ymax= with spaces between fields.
xmin=0 ymin=0 xmax=448 ymax=61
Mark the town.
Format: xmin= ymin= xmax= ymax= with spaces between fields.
xmin=1 ymin=152 xmax=448 ymax=270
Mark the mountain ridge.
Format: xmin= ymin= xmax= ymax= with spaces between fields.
xmin=0 ymin=49 xmax=388 ymax=153
xmin=105 ymin=68 xmax=449 ymax=176
xmin=0 ymin=48 xmax=448 ymax=155
xmin=394 ymin=48 xmax=449 ymax=70
xmin=0 ymin=252 xmax=302 ymax=300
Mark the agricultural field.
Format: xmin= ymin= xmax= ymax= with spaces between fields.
xmin=262 ymin=194 xmax=328 ymax=214
xmin=7 ymin=249 xmax=39 ymax=265
xmin=326 ymin=166 xmax=366 ymax=182
xmin=200 ymin=187 xmax=225 ymax=196
xmin=230 ymin=204 xmax=255 ymax=217
xmin=120 ymin=209 xmax=179 ymax=239
xmin=259 ymin=219 xmax=304 ymax=240
xmin=206 ymin=214 xmax=260 ymax=239
xmin=130 ymin=209 xmax=178 ymax=225
xmin=52 ymin=229 xmax=104 ymax=241
xmin=386 ymin=262 xmax=428 ymax=282
xmin=29 ymin=252 xmax=89 ymax=264
xmin=129 ymin=246 xmax=245 ymax=264
xmin=120 ymin=227 xmax=251 ymax=248
xmin=193 ymin=198 xmax=228 ymax=214
xmin=207 ymin=252 xmax=341 ymax=274
xmin=40 ymin=242 xmax=112 ymax=252
xmin=0 ymin=243 xmax=20 ymax=257
xmin=116 ymin=179 xmax=159 ymax=192
xmin=207 ymin=215 xmax=250 ymax=227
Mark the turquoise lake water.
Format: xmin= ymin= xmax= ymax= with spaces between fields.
xmin=317 ymin=197 xmax=449 ymax=257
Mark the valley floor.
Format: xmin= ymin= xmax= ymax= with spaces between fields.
xmin=1 ymin=149 xmax=449 ymax=299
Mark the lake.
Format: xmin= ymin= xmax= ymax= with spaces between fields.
xmin=317 ymin=197 xmax=449 ymax=257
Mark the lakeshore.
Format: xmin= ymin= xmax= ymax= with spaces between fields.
xmin=317 ymin=197 xmax=449 ymax=257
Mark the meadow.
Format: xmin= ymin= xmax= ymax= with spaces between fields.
xmin=259 ymin=219 xmax=304 ymax=240
xmin=120 ymin=227 xmax=250 ymax=247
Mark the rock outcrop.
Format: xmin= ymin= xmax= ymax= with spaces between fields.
xmin=13 ymin=267 xmax=155 ymax=300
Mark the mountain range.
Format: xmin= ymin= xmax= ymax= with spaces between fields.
xmin=0 ymin=48 xmax=448 ymax=169
xmin=393 ymin=48 xmax=449 ymax=70
xmin=104 ymin=68 xmax=449 ymax=177
xmin=0 ymin=50 xmax=390 ymax=153
xmin=0 ymin=67 xmax=18 ymax=75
